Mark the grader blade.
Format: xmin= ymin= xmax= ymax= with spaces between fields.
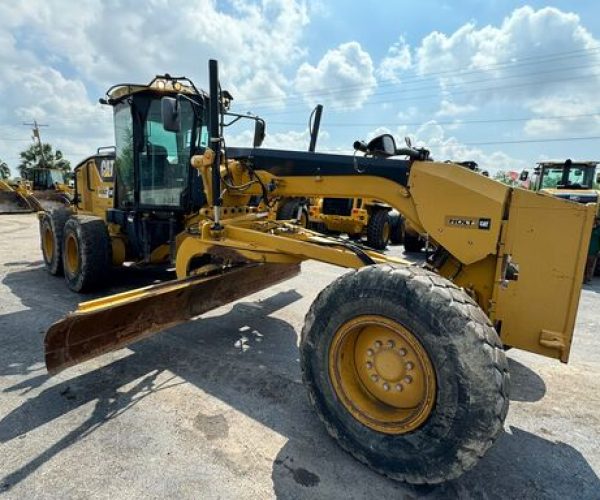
xmin=45 ymin=263 xmax=300 ymax=373
xmin=0 ymin=181 xmax=43 ymax=213
xmin=32 ymin=190 xmax=71 ymax=211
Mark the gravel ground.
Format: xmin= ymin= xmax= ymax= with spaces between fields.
xmin=0 ymin=213 xmax=599 ymax=499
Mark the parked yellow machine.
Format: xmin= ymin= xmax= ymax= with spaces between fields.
xmin=41 ymin=61 xmax=594 ymax=484
xmin=306 ymin=196 xmax=402 ymax=249
xmin=0 ymin=178 xmax=44 ymax=213
xmin=526 ymin=160 xmax=599 ymax=212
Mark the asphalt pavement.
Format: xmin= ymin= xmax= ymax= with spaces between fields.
xmin=1 ymin=213 xmax=599 ymax=499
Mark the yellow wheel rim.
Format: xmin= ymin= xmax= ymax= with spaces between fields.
xmin=42 ymin=226 xmax=54 ymax=262
xmin=65 ymin=233 xmax=79 ymax=275
xmin=382 ymin=221 xmax=390 ymax=243
xmin=329 ymin=315 xmax=436 ymax=434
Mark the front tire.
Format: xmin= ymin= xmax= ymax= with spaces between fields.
xmin=62 ymin=216 xmax=111 ymax=292
xmin=300 ymin=265 xmax=509 ymax=484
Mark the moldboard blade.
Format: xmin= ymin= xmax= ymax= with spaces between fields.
xmin=45 ymin=263 xmax=300 ymax=373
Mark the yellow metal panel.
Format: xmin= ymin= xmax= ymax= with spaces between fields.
xmin=409 ymin=162 xmax=509 ymax=265
xmin=76 ymin=158 xmax=114 ymax=218
xmin=493 ymin=190 xmax=595 ymax=362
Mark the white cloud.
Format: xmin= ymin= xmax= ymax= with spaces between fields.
xmin=523 ymin=95 xmax=600 ymax=137
xmin=294 ymin=42 xmax=376 ymax=110
xmin=436 ymin=99 xmax=476 ymax=117
xmin=415 ymin=121 xmax=527 ymax=172
xmin=365 ymin=122 xmax=526 ymax=173
xmin=0 ymin=0 xmax=312 ymax=171
xmin=377 ymin=36 xmax=412 ymax=83
xmin=227 ymin=127 xmax=330 ymax=151
xmin=415 ymin=6 xmax=600 ymax=130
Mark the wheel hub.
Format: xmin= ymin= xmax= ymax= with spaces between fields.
xmin=65 ymin=233 xmax=79 ymax=275
xmin=329 ymin=315 xmax=436 ymax=434
xmin=43 ymin=226 xmax=54 ymax=261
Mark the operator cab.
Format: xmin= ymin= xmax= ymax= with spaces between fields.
xmin=101 ymin=75 xmax=209 ymax=214
xmin=99 ymin=75 xmax=209 ymax=261
xmin=536 ymin=160 xmax=598 ymax=190
xmin=528 ymin=160 xmax=600 ymax=204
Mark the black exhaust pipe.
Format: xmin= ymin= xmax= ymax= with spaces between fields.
xmin=208 ymin=59 xmax=222 ymax=227
xmin=308 ymin=104 xmax=323 ymax=152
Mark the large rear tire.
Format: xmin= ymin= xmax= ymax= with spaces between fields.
xmin=39 ymin=207 xmax=72 ymax=276
xmin=366 ymin=209 xmax=390 ymax=250
xmin=300 ymin=265 xmax=509 ymax=484
xmin=62 ymin=216 xmax=111 ymax=292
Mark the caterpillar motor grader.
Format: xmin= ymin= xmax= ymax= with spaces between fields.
xmin=41 ymin=60 xmax=595 ymax=484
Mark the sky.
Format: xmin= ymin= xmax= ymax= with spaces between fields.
xmin=2 ymin=1 xmax=600 ymax=176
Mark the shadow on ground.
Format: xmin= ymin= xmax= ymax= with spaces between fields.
xmin=1 ymin=265 xmax=598 ymax=498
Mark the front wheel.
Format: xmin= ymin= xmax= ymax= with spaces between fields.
xmin=300 ymin=265 xmax=509 ymax=484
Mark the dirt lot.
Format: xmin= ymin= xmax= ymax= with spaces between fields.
xmin=1 ymin=213 xmax=599 ymax=499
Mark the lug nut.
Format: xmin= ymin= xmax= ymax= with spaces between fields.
xmin=367 ymin=349 xmax=374 ymax=357
xmin=383 ymin=383 xmax=390 ymax=391
xmin=403 ymin=376 xmax=413 ymax=384
xmin=398 ymin=348 xmax=407 ymax=356
xmin=374 ymin=340 xmax=382 ymax=348
xmin=387 ymin=340 xmax=395 ymax=348
xmin=371 ymin=374 xmax=379 ymax=382
xmin=366 ymin=361 xmax=373 ymax=369
xmin=395 ymin=384 xmax=403 ymax=391
xmin=406 ymin=362 xmax=414 ymax=371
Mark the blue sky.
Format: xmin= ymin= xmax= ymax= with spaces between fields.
xmin=2 ymin=1 xmax=600 ymax=175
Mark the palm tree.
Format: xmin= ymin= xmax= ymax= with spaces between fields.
xmin=0 ymin=160 xmax=10 ymax=180
xmin=18 ymin=142 xmax=71 ymax=179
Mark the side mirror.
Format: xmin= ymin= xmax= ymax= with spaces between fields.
xmin=253 ymin=119 xmax=266 ymax=148
xmin=366 ymin=133 xmax=397 ymax=157
xmin=161 ymin=96 xmax=180 ymax=132
xmin=519 ymin=170 xmax=529 ymax=182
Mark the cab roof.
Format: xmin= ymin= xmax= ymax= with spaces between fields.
xmin=537 ymin=160 xmax=599 ymax=167
xmin=101 ymin=74 xmax=206 ymax=104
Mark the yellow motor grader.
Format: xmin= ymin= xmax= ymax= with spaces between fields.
xmin=40 ymin=61 xmax=594 ymax=484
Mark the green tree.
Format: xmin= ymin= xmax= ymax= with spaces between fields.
xmin=493 ymin=170 xmax=510 ymax=184
xmin=0 ymin=159 xmax=10 ymax=180
xmin=18 ymin=142 xmax=71 ymax=179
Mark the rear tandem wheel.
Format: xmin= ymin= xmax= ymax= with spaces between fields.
xmin=62 ymin=215 xmax=112 ymax=292
xmin=39 ymin=207 xmax=72 ymax=276
xmin=300 ymin=264 xmax=509 ymax=484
